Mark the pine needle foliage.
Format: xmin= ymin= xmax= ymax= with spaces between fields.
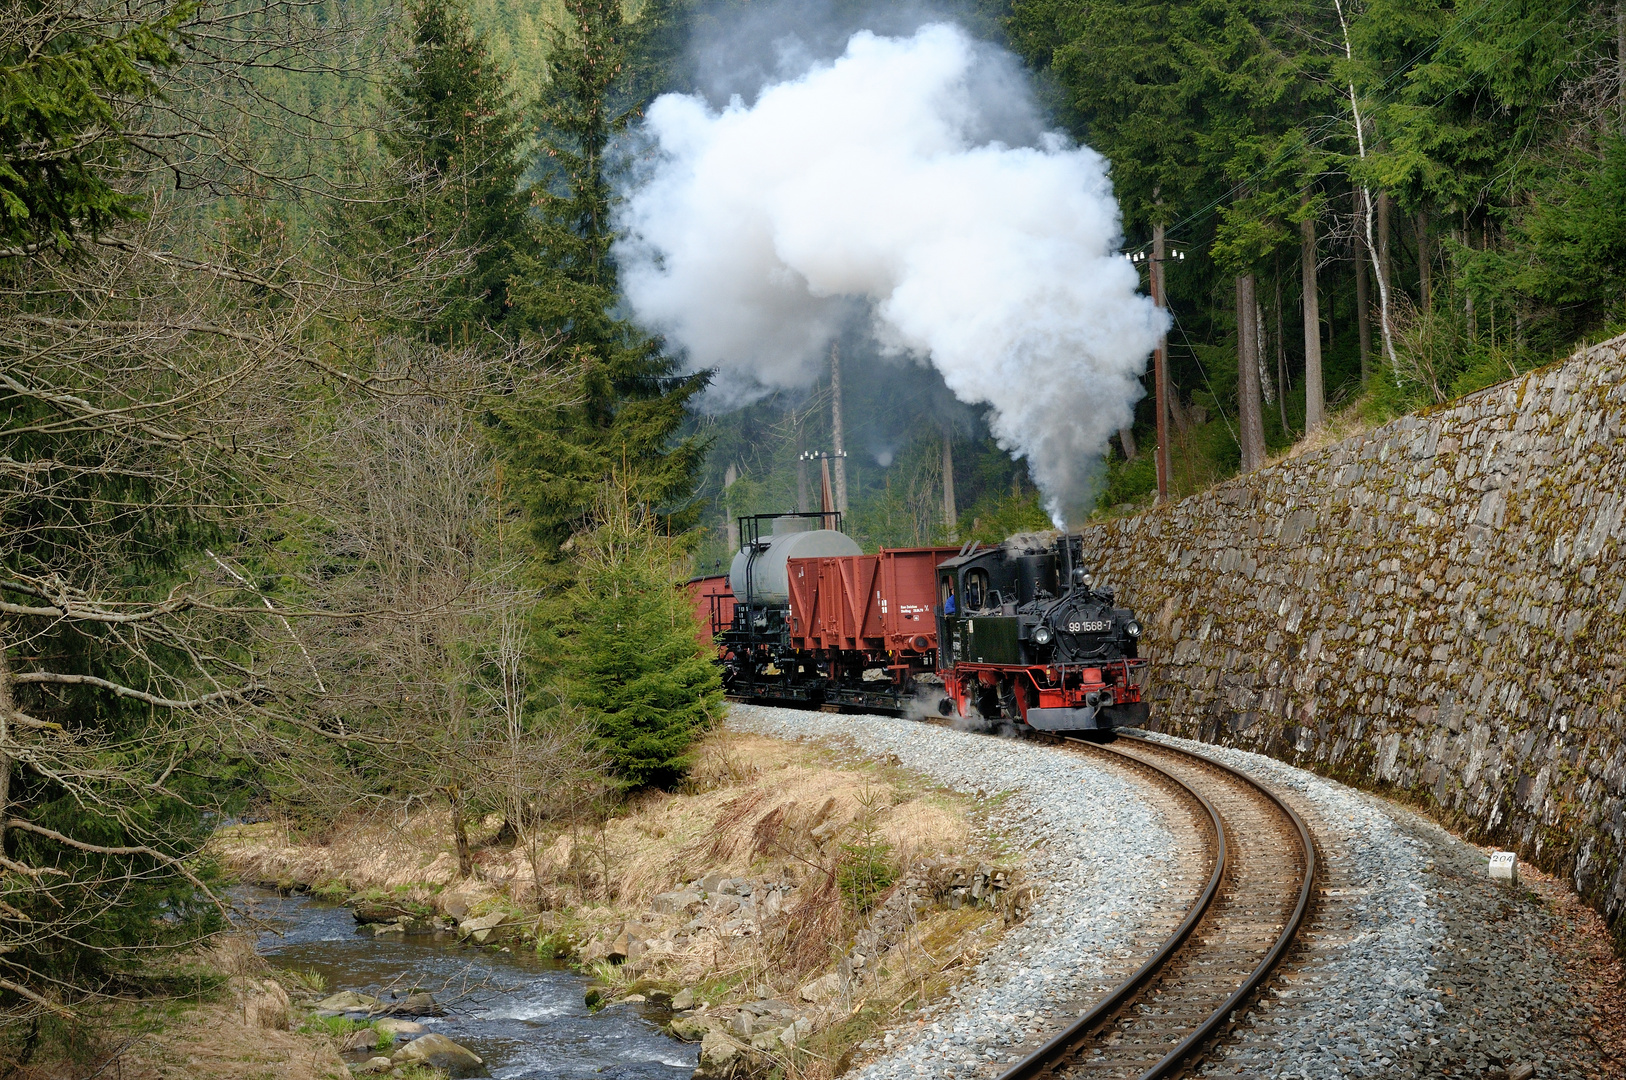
xmin=0 ymin=0 xmax=188 ymax=248
xmin=361 ymin=0 xmax=532 ymax=331
xmin=497 ymin=0 xmax=710 ymax=554
xmin=550 ymin=483 xmax=722 ymax=790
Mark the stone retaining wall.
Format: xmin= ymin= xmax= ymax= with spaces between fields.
xmin=1088 ymin=334 xmax=1626 ymax=941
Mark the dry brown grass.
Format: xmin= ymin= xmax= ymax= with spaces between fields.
xmin=212 ymin=726 xmax=1012 ymax=1080
xmin=0 ymin=936 xmax=350 ymax=1080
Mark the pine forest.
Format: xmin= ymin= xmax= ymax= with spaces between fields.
xmin=0 ymin=0 xmax=1622 ymax=1064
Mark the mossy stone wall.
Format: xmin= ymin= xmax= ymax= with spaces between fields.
xmin=1088 ymin=334 xmax=1626 ymax=940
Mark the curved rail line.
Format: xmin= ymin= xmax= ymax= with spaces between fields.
xmin=996 ymin=734 xmax=1317 ymax=1080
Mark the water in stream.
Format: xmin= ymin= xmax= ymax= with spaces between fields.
xmin=242 ymin=888 xmax=697 ymax=1079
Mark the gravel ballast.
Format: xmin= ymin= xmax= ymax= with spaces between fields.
xmin=728 ymin=706 xmax=1619 ymax=1080
xmin=1139 ymin=731 xmax=1612 ymax=1080
xmin=727 ymin=703 xmax=1183 ymax=1079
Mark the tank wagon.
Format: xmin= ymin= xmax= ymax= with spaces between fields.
xmin=690 ymin=514 xmax=1149 ymax=736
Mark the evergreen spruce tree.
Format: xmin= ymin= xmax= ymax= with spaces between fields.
xmin=364 ymin=0 xmax=533 ymax=331
xmin=552 ymin=487 xmax=721 ymax=789
xmin=502 ymin=0 xmax=709 ymax=554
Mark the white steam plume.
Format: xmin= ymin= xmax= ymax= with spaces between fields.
xmin=614 ymin=22 xmax=1167 ymax=525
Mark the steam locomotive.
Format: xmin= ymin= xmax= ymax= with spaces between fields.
xmin=688 ymin=513 xmax=1149 ymax=737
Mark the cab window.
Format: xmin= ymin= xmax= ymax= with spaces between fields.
xmin=964 ymin=570 xmax=988 ymax=611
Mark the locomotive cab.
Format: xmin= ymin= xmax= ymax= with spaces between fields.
xmin=936 ymin=534 xmax=1149 ymax=736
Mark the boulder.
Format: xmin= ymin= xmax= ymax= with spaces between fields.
xmin=798 ymin=973 xmax=842 ymax=1003
xmin=668 ymin=1015 xmax=710 ymax=1042
xmin=696 ymin=873 xmax=727 ymax=892
xmin=374 ymin=1018 xmax=423 ymax=1037
xmin=671 ymin=988 xmax=695 ymax=1011
xmin=729 ymin=1010 xmax=754 ymax=1038
xmin=385 ymin=992 xmax=444 ymax=1017
xmin=398 ymin=916 xmax=439 ymax=935
xmin=317 ymin=991 xmax=381 ymax=1013
xmin=607 ymin=931 xmax=632 ymax=963
xmin=364 ymin=922 xmax=404 ymax=937
xmin=391 ymin=1033 xmax=484 ymax=1077
xmin=579 ymin=939 xmax=609 ymax=964
xmin=356 ymin=1057 xmax=393 ymax=1074
xmin=651 ymin=890 xmax=703 ymax=916
xmin=749 ymin=1029 xmax=781 ymax=1052
xmin=339 ymin=1027 xmax=378 ymax=1053
xmin=695 ymin=1030 xmax=749 ymax=1079
xmin=779 ymin=1018 xmax=813 ymax=1049
xmin=349 ymin=898 xmax=413 ymax=924
xmin=458 ymin=910 xmax=511 ymax=945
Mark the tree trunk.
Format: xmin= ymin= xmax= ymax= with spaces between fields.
xmin=1464 ymin=217 xmax=1477 ymax=340
xmin=829 ymin=342 xmax=848 ymax=514
xmin=0 ymin=632 xmax=13 ymax=840
xmin=1167 ymin=383 xmax=1190 ymax=434
xmin=724 ymin=463 xmax=739 ymax=553
xmin=795 ymin=421 xmax=810 ymax=513
xmin=447 ymin=783 xmax=472 ymax=878
xmin=1272 ymin=270 xmax=1287 ymax=432
xmin=1354 ymin=217 xmax=1372 ymax=384
xmin=941 ymin=426 xmax=958 ymax=539
xmin=1118 ymin=426 xmax=1137 ymax=460
xmin=1416 ymin=211 xmax=1432 ymax=309
xmin=1302 ymin=206 xmax=1325 ymax=431
xmin=1236 ymin=274 xmax=1266 ymax=471
xmin=1377 ymin=191 xmax=1393 ymax=297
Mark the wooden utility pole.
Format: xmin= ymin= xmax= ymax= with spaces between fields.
xmin=1151 ymin=223 xmax=1170 ymax=503
xmin=829 ymin=342 xmax=848 ymax=513
xmin=941 ymin=425 xmax=958 ymax=540
xmin=819 ymin=454 xmax=837 ymax=531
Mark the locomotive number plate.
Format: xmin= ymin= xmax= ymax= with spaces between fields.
xmin=1067 ymin=620 xmax=1111 ymax=633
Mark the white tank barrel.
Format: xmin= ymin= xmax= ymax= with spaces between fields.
xmin=729 ymin=516 xmax=860 ymax=604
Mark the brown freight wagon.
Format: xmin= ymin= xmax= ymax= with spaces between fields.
xmin=686 ymin=573 xmax=734 ymax=645
xmin=785 ymin=547 xmax=960 ymax=660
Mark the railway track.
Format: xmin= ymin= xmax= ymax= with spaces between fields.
xmin=997 ymin=733 xmax=1317 ymax=1080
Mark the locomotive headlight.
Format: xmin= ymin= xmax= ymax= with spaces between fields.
xmin=1033 ymin=625 xmax=1053 ymax=645
xmin=1126 ymin=620 xmax=1142 ymax=638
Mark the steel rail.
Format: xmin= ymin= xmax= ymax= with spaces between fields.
xmin=992 ymin=741 xmax=1227 ymax=1080
xmin=996 ymin=734 xmax=1317 ymax=1080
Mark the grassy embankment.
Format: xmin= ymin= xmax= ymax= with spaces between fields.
xmin=217 ymin=727 xmax=1030 ymax=1079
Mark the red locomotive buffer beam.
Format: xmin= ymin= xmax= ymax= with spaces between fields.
xmin=786 ymin=547 xmax=959 ymax=657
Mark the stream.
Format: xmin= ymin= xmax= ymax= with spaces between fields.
xmin=241 ymin=888 xmax=697 ymax=1078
